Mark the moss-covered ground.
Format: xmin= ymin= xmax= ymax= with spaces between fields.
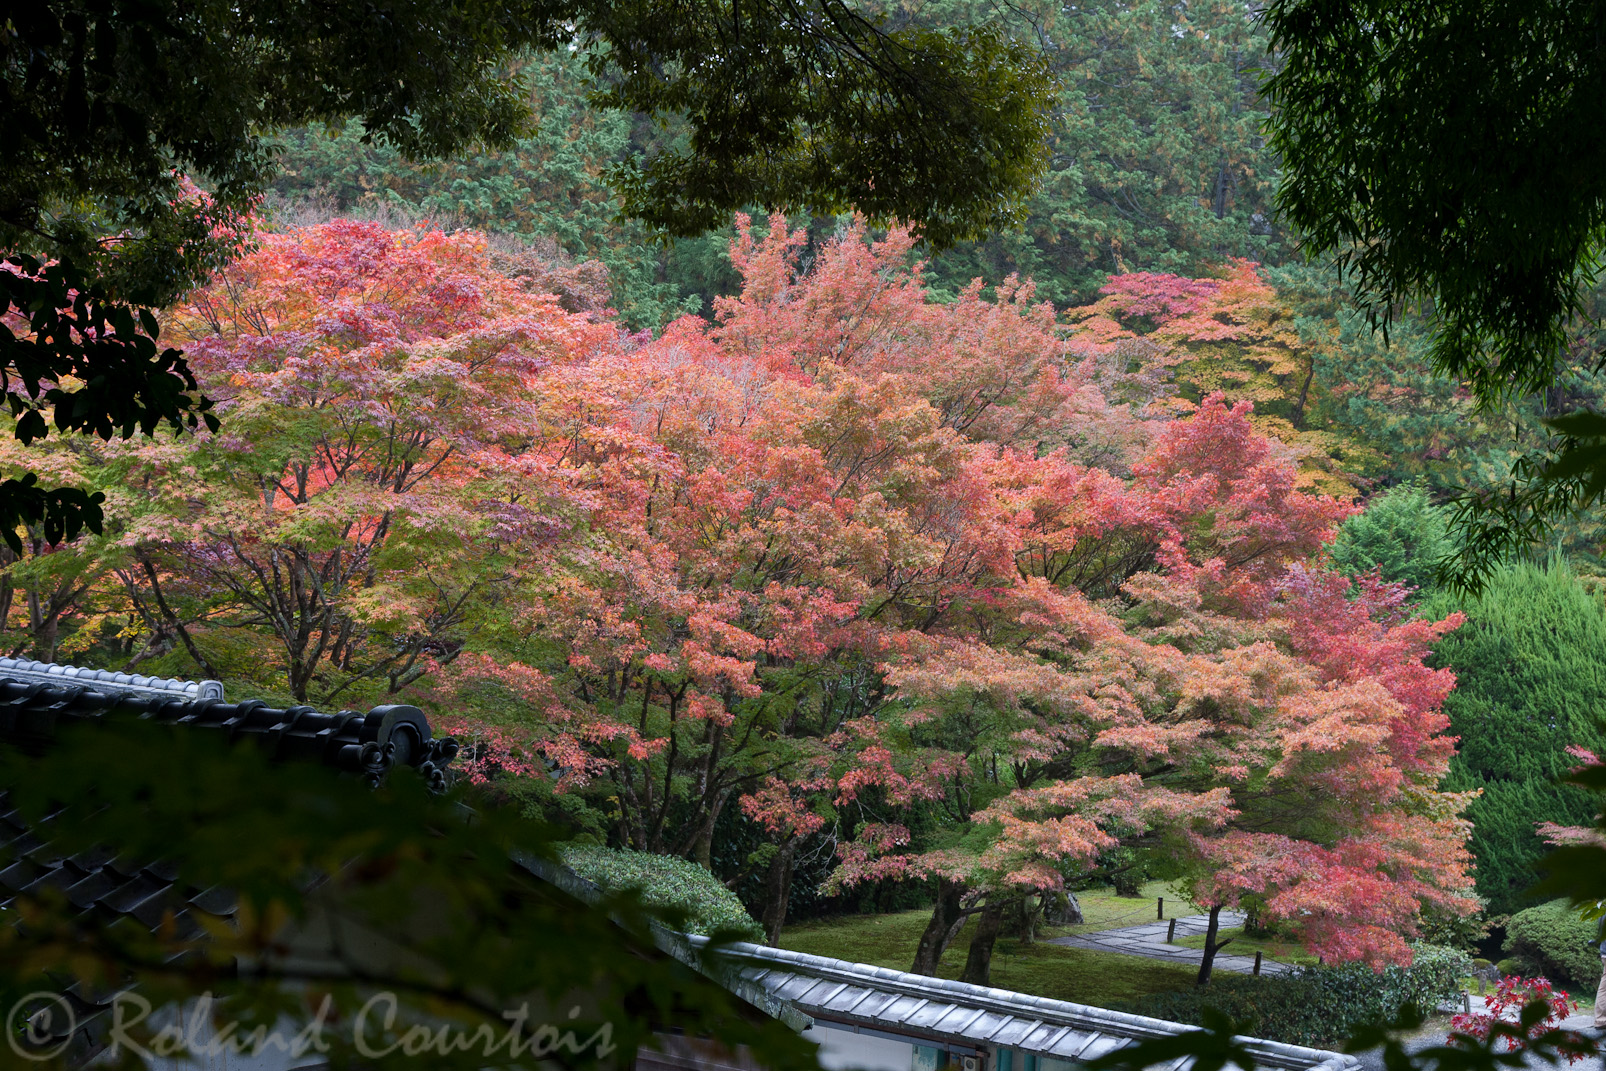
xmin=777 ymin=883 xmax=1199 ymax=1009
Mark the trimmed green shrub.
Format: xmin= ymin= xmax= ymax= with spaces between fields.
xmin=1422 ymin=562 xmax=1606 ymax=915
xmin=562 ymin=846 xmax=764 ymax=941
xmin=1503 ymin=898 xmax=1603 ymax=990
xmin=1329 ymin=482 xmax=1454 ymax=596
xmin=1118 ymin=944 xmax=1472 ymax=1048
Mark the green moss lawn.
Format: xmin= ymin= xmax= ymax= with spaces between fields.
xmin=1052 ymin=881 xmax=1185 ymax=935
xmin=777 ymin=885 xmax=1199 ymax=1009
xmin=1171 ymin=926 xmax=1320 ymax=967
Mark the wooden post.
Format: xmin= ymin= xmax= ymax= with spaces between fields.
xmin=1167 ymin=918 xmax=1177 ymax=942
xmin=1157 ymin=896 xmax=1164 ymax=920
xmin=1253 ymin=951 xmax=1262 ymax=975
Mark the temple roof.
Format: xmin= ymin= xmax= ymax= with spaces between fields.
xmin=699 ymin=941 xmax=1358 ymax=1071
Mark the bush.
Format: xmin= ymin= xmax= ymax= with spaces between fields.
xmin=561 ymin=846 xmax=765 ymax=941
xmin=1329 ymin=482 xmax=1454 ymax=596
xmin=1118 ymin=944 xmax=1472 ymax=1048
xmin=1503 ymin=899 xmax=1603 ymax=989
xmin=1423 ymin=562 xmax=1606 ymax=914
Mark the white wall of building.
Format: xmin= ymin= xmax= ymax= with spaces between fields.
xmin=805 ymin=1023 xmax=917 ymax=1071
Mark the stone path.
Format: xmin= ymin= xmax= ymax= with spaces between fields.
xmin=1046 ymin=909 xmax=1298 ymax=976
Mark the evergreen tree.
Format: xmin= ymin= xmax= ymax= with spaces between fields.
xmin=1329 ymin=483 xmax=1454 ymax=597
xmin=1423 ymin=562 xmax=1606 ymax=915
xmin=918 ymin=0 xmax=1288 ymax=307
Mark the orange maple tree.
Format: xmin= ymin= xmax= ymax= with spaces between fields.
xmin=88 ymin=216 xmax=1475 ymax=982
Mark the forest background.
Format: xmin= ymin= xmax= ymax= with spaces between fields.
xmin=9 ymin=0 xmax=1606 ymax=1011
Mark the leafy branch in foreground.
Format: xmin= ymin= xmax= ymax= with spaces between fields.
xmin=1440 ymin=410 xmax=1606 ymax=593
xmin=0 ymin=717 xmax=819 ymax=1070
xmin=0 ymin=254 xmax=223 ymax=553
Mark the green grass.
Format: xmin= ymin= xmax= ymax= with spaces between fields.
xmin=1171 ymin=926 xmax=1320 ymax=967
xmin=778 ymin=904 xmax=1200 ymax=1009
xmin=1050 ymin=881 xmax=1183 ymax=936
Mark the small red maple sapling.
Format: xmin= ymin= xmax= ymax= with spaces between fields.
xmin=1450 ymin=975 xmax=1585 ymax=1063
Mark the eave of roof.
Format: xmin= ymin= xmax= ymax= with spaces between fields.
xmin=0 ymin=664 xmax=461 ymax=946
xmin=0 ymin=678 xmax=457 ymax=785
xmin=695 ymin=941 xmax=1358 ymax=1071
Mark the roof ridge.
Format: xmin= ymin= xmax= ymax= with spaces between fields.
xmin=0 ymin=657 xmax=224 ymax=701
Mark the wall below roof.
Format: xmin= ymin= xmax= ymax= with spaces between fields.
xmin=807 ymin=1023 xmax=915 ymax=1071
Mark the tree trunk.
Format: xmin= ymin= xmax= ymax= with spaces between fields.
xmin=690 ymin=788 xmax=728 ymax=871
xmin=910 ymin=881 xmax=966 ymax=976
xmin=138 ymin=554 xmax=221 ymax=681
xmin=959 ymin=900 xmax=1006 ymax=986
xmin=1195 ymin=904 xmax=1234 ymax=986
xmin=762 ymin=840 xmax=796 ymax=946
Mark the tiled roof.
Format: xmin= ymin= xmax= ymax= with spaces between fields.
xmin=0 ymin=656 xmax=224 ymax=701
xmin=703 ymin=941 xmax=1359 ymax=1071
xmin=0 ymin=668 xmax=460 ymax=942
xmin=0 ymin=804 xmax=229 ymax=945
xmin=0 ymin=679 xmax=458 ymax=785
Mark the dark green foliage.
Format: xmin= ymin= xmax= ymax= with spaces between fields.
xmin=1117 ymin=944 xmax=1472 ymax=1048
xmin=1328 ymin=483 xmax=1453 ymax=596
xmin=1262 ymin=0 xmax=1606 ymax=407
xmin=590 ymin=2 xmax=1053 ymax=248
xmin=1422 ymin=562 xmax=1606 ymax=915
xmin=0 ymin=717 xmax=817 ymax=1069
xmin=268 ymin=50 xmax=700 ymax=329
xmin=272 ymin=0 xmax=1290 ymax=318
xmin=913 ymin=0 xmax=1290 ymax=307
xmin=562 ymin=846 xmax=764 ymax=941
xmin=1261 ymin=0 xmax=1606 ymax=590
xmin=1503 ymin=898 xmax=1603 ymax=990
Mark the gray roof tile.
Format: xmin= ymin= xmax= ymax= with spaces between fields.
xmin=691 ymin=940 xmax=1360 ymax=1071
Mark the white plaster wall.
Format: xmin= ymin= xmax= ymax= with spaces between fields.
xmin=805 ymin=1023 xmax=916 ymax=1071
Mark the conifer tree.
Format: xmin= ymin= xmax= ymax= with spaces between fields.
xmin=1423 ymin=562 xmax=1606 ymax=915
xmin=1329 ymin=483 xmax=1454 ymax=597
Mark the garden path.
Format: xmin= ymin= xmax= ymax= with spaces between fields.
xmin=1045 ymin=910 xmax=1298 ymax=976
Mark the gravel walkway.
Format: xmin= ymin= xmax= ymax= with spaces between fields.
xmin=1046 ymin=910 xmax=1297 ymax=976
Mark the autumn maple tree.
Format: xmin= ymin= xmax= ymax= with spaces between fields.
xmin=393 ymin=214 xmax=1471 ymax=983
xmin=1067 ymin=261 xmax=1358 ymax=494
xmin=825 ymin=391 xmax=1473 ymax=982
xmin=110 ymin=220 xmax=618 ymax=700
xmin=20 ymin=215 xmax=1476 ymax=994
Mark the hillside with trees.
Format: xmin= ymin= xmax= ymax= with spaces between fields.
xmin=7 ymin=0 xmax=1606 ymax=1040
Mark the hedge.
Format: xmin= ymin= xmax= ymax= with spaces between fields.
xmin=1422 ymin=562 xmax=1606 ymax=914
xmin=1118 ymin=944 xmax=1473 ymax=1048
xmin=1504 ymin=898 xmax=1603 ymax=990
xmin=561 ymin=845 xmax=765 ymax=941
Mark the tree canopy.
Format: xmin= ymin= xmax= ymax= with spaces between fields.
xmin=0 ymin=0 xmax=1052 ymax=556
xmin=50 ymin=218 xmax=1478 ymax=990
xmin=1261 ymin=0 xmax=1606 ymax=583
